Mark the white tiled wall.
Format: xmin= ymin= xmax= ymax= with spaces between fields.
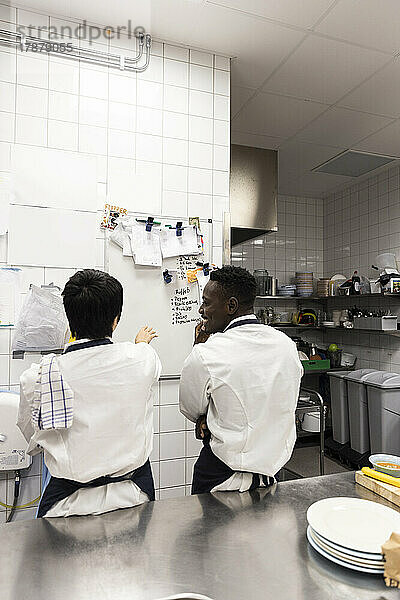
xmin=232 ymin=195 xmax=324 ymax=286
xmin=324 ymin=163 xmax=400 ymax=373
xmin=0 ymin=4 xmax=230 ymax=520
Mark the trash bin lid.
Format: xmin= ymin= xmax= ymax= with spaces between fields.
xmin=363 ymin=371 xmax=400 ymax=388
xmin=344 ymin=368 xmax=377 ymax=382
xmin=328 ymin=370 xmax=352 ymax=380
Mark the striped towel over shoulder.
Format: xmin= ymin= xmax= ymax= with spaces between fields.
xmin=31 ymin=354 xmax=74 ymax=430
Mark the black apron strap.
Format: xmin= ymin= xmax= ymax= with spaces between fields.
xmin=38 ymin=459 xmax=155 ymax=517
xmin=223 ymin=318 xmax=260 ymax=332
xmin=63 ymin=338 xmax=113 ymax=354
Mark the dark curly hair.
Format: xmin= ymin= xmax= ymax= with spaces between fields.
xmin=62 ymin=269 xmax=123 ymax=339
xmin=210 ymin=265 xmax=257 ymax=308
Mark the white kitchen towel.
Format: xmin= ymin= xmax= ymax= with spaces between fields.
xmin=31 ymin=354 xmax=74 ymax=430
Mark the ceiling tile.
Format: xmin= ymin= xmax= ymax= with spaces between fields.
xmin=151 ymin=0 xmax=306 ymax=88
xmin=231 ymin=86 xmax=255 ymax=117
xmin=294 ymin=107 xmax=393 ymax=147
xmin=231 ymin=131 xmax=283 ymax=149
xmin=315 ymin=0 xmax=400 ymax=53
xmin=339 ymin=58 xmax=400 ymax=118
xmin=263 ymin=35 xmax=389 ymax=104
xmin=278 ymin=141 xmax=346 ymax=179
xmin=355 ymin=120 xmax=400 ymax=156
xmin=205 ymin=0 xmax=334 ymax=29
xmin=232 ymin=92 xmax=326 ymax=138
xmin=279 ymin=172 xmax=353 ymax=197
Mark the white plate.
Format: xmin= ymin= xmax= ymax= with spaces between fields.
xmin=307 ymin=527 xmax=384 ymax=574
xmin=309 ymin=528 xmax=384 ymax=566
xmin=310 ymin=527 xmax=382 ymax=561
xmin=307 ymin=497 xmax=400 ymax=554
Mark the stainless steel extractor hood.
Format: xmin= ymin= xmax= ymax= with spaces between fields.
xmin=230 ymin=144 xmax=278 ymax=246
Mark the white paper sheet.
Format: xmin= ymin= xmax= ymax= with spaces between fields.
xmin=0 ymin=267 xmax=21 ymax=326
xmin=11 ymin=146 xmax=98 ymax=212
xmin=130 ymin=222 xmax=162 ymax=267
xmin=196 ymin=270 xmax=210 ymax=303
xmin=8 ymin=205 xmax=97 ymax=268
xmin=0 ymin=172 xmax=10 ymax=235
xmin=160 ymin=226 xmax=200 ymax=258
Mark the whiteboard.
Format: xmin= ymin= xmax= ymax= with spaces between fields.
xmin=8 ymin=205 xmax=98 ymax=268
xmin=11 ymin=146 xmax=98 ymax=211
xmin=108 ymin=217 xmax=212 ymax=375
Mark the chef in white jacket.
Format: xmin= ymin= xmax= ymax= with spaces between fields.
xmin=179 ymin=265 xmax=303 ymax=494
xmin=17 ymin=269 xmax=161 ymax=517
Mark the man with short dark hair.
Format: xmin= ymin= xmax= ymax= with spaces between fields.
xmin=179 ymin=265 xmax=303 ymax=494
xmin=17 ymin=269 xmax=161 ymax=517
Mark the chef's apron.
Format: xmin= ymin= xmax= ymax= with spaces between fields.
xmin=37 ymin=338 xmax=155 ymax=518
xmin=192 ymin=318 xmax=275 ymax=495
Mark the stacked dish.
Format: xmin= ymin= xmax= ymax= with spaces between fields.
xmin=306 ymin=497 xmax=400 ymax=574
xmin=296 ymin=272 xmax=313 ymax=297
xmin=278 ymin=284 xmax=296 ymax=297
xmin=317 ymin=278 xmax=330 ymax=297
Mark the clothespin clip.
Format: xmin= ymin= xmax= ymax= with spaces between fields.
xmin=176 ymin=222 xmax=183 ymax=236
xmin=145 ymin=217 xmax=154 ymax=232
xmin=196 ymin=261 xmax=210 ymax=276
xmin=163 ymin=269 xmax=172 ymax=284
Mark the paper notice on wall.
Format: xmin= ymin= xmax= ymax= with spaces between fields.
xmin=196 ymin=270 xmax=210 ymax=303
xmin=0 ymin=268 xmax=21 ymax=326
xmin=160 ymin=226 xmax=200 ymax=258
xmin=130 ymin=222 xmax=162 ymax=267
xmin=0 ymin=173 xmax=11 ymax=235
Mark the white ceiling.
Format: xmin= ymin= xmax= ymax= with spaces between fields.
xmin=6 ymin=0 xmax=400 ymax=197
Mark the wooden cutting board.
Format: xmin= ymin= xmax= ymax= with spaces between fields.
xmin=355 ymin=470 xmax=400 ymax=508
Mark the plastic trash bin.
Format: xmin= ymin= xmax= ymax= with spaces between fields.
xmin=363 ymin=371 xmax=400 ymax=455
xmin=344 ymin=369 xmax=377 ymax=454
xmin=328 ymin=371 xmax=352 ymax=444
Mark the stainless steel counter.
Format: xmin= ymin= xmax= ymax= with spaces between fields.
xmin=0 ymin=472 xmax=398 ymax=600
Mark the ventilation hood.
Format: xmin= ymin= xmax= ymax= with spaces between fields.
xmin=230 ymin=145 xmax=278 ymax=246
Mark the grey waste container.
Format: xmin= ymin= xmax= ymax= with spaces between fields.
xmin=363 ymin=371 xmax=400 ymax=455
xmin=344 ymin=369 xmax=377 ymax=454
xmin=328 ymin=371 xmax=352 ymax=444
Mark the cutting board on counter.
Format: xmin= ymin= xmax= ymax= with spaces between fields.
xmin=355 ymin=471 xmax=400 ymax=508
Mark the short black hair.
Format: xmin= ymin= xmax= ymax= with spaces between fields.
xmin=210 ymin=265 xmax=256 ymax=308
xmin=62 ymin=269 xmax=123 ymax=339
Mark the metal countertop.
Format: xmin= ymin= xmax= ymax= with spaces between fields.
xmin=0 ymin=472 xmax=398 ymax=600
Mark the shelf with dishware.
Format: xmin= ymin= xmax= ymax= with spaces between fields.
xmin=271 ymin=323 xmax=400 ymax=336
xmin=256 ymin=293 xmax=400 ymax=301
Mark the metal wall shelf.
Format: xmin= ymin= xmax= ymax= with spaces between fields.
xmin=272 ymin=324 xmax=400 ymax=336
xmin=256 ymin=293 xmax=400 ymax=300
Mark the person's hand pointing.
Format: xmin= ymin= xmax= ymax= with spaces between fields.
xmin=135 ymin=326 xmax=158 ymax=344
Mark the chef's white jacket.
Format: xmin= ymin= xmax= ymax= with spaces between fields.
xmin=179 ymin=315 xmax=303 ymax=489
xmin=17 ymin=340 xmax=161 ymax=517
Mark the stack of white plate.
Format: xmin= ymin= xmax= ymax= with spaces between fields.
xmin=296 ymin=272 xmax=313 ymax=297
xmin=306 ymin=497 xmax=400 ymax=574
xmin=278 ymin=285 xmax=296 ymax=297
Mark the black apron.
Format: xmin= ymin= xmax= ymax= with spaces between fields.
xmin=192 ymin=318 xmax=274 ymax=495
xmin=37 ymin=338 xmax=155 ymax=518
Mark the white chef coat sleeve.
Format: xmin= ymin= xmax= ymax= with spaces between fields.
xmin=179 ymin=346 xmax=211 ymax=423
xmin=17 ymin=363 xmax=38 ymax=444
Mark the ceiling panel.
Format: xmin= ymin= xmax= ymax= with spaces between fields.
xmin=294 ymin=107 xmax=393 ymax=147
xmin=278 ymin=141 xmax=346 ymax=179
xmin=150 ymin=0 xmax=306 ymax=88
xmin=263 ymin=35 xmax=389 ymax=104
xmin=315 ymin=0 xmax=400 ymax=53
xmin=355 ymin=120 xmax=400 ymax=156
xmin=232 ymin=92 xmax=326 ymax=138
xmin=231 ymin=86 xmax=255 ymax=117
xmin=231 ymin=131 xmax=283 ymax=150
xmin=339 ymin=58 xmax=400 ymax=118
xmin=206 ymin=0 xmax=335 ymax=29
xmin=280 ymin=172 xmax=354 ymax=196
